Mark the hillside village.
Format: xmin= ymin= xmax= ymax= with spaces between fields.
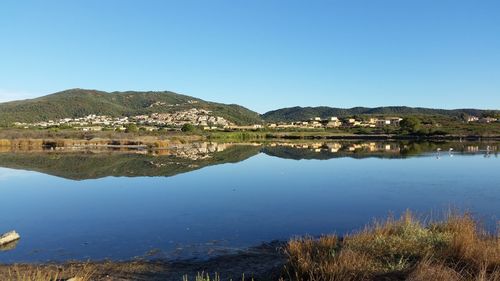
xmin=10 ymin=108 xmax=498 ymax=132
xmin=268 ymin=115 xmax=498 ymax=130
xmin=12 ymin=113 xmax=405 ymax=131
xmin=12 ymin=108 xmax=235 ymax=132
xmin=267 ymin=116 xmax=403 ymax=129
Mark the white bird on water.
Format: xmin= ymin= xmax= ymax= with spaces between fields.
xmin=435 ymin=148 xmax=442 ymax=159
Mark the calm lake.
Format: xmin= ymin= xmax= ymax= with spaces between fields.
xmin=0 ymin=140 xmax=499 ymax=263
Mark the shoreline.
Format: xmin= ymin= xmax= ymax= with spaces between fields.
xmin=0 ymin=132 xmax=499 ymax=150
xmin=2 ymin=212 xmax=500 ymax=281
xmin=0 ymin=241 xmax=286 ymax=281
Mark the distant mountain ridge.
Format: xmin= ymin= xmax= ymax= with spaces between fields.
xmin=0 ymin=89 xmax=262 ymax=125
xmin=262 ymin=106 xmax=499 ymax=122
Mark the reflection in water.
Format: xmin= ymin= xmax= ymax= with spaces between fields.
xmin=0 ymin=240 xmax=19 ymax=252
xmin=152 ymin=142 xmax=231 ymax=159
xmin=268 ymin=141 xmax=401 ymax=153
xmin=0 ymin=140 xmax=499 ymax=263
xmin=263 ymin=141 xmax=498 ymax=161
xmin=0 ymin=142 xmax=261 ymax=180
xmin=0 ymin=141 xmax=497 ymax=180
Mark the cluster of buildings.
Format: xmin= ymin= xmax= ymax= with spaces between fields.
xmin=13 ymin=108 xmax=234 ymax=131
xmin=13 ymin=113 xmax=403 ymax=132
xmin=12 ymin=111 xmax=499 ymax=133
xmin=133 ymin=109 xmax=231 ymax=129
xmin=466 ymin=116 xmax=499 ymax=123
xmin=267 ymin=116 xmax=403 ymax=129
xmin=14 ymin=114 xmax=130 ymax=131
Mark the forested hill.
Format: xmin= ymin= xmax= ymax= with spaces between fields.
xmin=262 ymin=106 xmax=499 ymax=122
xmin=1 ymin=89 xmax=498 ymax=126
xmin=0 ymin=89 xmax=263 ymax=125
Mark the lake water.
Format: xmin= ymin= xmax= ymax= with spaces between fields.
xmin=0 ymin=141 xmax=499 ymax=263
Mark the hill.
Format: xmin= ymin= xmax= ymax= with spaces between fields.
xmin=0 ymin=89 xmax=262 ymax=126
xmin=262 ymin=106 xmax=499 ymax=122
xmin=1 ymin=90 xmax=498 ymax=127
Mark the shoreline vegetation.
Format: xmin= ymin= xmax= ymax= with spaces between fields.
xmin=1 ymin=211 xmax=500 ymax=281
xmin=1 ymin=129 xmax=500 ymax=152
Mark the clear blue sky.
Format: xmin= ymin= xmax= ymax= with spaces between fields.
xmin=1 ymin=0 xmax=499 ymax=113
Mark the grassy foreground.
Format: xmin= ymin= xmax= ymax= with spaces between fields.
xmin=285 ymin=211 xmax=500 ymax=281
xmin=1 ymin=211 xmax=499 ymax=281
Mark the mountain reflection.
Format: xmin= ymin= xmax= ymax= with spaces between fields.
xmin=0 ymin=141 xmax=497 ymax=180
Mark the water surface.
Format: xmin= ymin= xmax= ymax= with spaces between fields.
xmin=0 ymin=141 xmax=499 ymax=262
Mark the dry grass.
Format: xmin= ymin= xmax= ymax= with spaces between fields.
xmin=1 ymin=263 xmax=95 ymax=281
xmin=284 ymin=211 xmax=500 ymax=281
xmin=406 ymin=259 xmax=463 ymax=281
xmin=285 ymin=236 xmax=376 ymax=281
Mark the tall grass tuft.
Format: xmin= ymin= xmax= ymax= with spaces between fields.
xmin=284 ymin=211 xmax=500 ymax=281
